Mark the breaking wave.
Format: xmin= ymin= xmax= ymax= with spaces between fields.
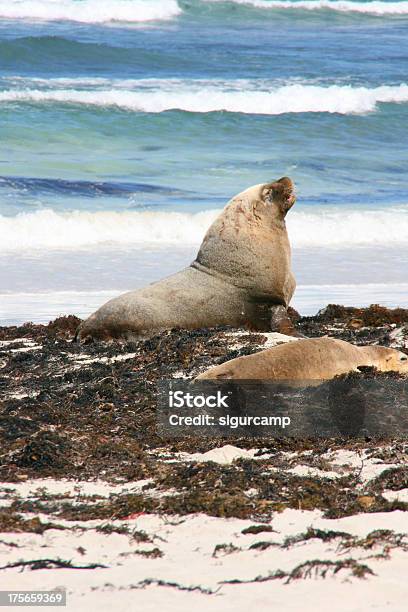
xmin=1 ymin=206 xmax=408 ymax=251
xmin=0 ymin=0 xmax=181 ymax=25
xmin=1 ymin=78 xmax=408 ymax=115
xmin=206 ymin=0 xmax=408 ymax=16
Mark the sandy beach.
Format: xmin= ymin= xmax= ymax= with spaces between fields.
xmin=0 ymin=305 xmax=407 ymax=609
xmin=1 ymin=1 xmax=408 ymax=609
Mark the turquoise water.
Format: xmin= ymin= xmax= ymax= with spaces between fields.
xmin=0 ymin=0 xmax=407 ymax=323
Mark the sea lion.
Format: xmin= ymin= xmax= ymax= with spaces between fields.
xmin=76 ymin=177 xmax=297 ymax=342
xmin=196 ymin=337 xmax=408 ymax=381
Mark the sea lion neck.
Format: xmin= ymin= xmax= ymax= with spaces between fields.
xmin=194 ymin=181 xmax=295 ymax=299
xmin=265 ymin=202 xmax=289 ymax=228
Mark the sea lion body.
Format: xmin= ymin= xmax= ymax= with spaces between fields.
xmin=76 ymin=178 xmax=297 ymax=342
xmin=196 ymin=337 xmax=408 ymax=381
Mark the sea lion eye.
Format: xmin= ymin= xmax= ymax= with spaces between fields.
xmin=401 ymin=355 xmax=408 ymax=361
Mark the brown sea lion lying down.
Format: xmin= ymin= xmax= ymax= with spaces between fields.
xmin=76 ymin=177 xmax=297 ymax=342
xmin=196 ymin=337 xmax=408 ymax=381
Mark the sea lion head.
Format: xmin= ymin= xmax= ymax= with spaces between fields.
xmin=361 ymin=345 xmax=408 ymax=374
xmin=227 ymin=176 xmax=296 ymax=223
xmin=260 ymin=176 xmax=296 ymax=219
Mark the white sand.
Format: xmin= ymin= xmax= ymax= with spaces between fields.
xmin=1 ymin=509 xmax=408 ymax=611
xmin=175 ymin=445 xmax=262 ymax=465
xmin=1 ymin=443 xmax=407 ymax=610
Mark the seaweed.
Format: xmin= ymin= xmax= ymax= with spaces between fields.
xmin=0 ymin=305 xmax=407 ymax=523
xmin=0 ymin=558 xmax=106 ymax=571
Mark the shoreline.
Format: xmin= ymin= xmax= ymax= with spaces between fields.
xmin=2 ymin=286 xmax=408 ymax=327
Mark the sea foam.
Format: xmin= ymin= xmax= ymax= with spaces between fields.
xmin=207 ymin=0 xmax=408 ymax=16
xmin=1 ymin=0 xmax=408 ymax=23
xmin=1 ymin=79 xmax=408 ymax=115
xmin=0 ymin=0 xmax=181 ymax=24
xmin=1 ymin=207 xmax=407 ymax=252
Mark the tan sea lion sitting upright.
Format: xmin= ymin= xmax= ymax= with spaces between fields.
xmin=76 ymin=177 xmax=298 ymax=342
xmin=196 ymin=337 xmax=408 ymax=381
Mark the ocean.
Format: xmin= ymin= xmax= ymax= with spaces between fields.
xmin=0 ymin=0 xmax=407 ymax=325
